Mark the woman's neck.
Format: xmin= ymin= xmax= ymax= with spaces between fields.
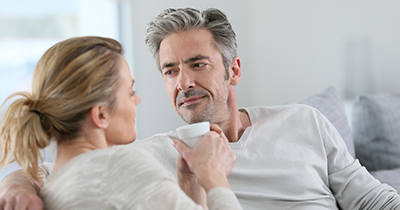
xmin=53 ymin=133 xmax=108 ymax=172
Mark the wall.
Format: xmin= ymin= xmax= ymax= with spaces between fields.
xmin=131 ymin=0 xmax=400 ymax=140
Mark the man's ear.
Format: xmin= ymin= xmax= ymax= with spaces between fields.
xmin=229 ymin=56 xmax=241 ymax=86
xmin=90 ymin=105 xmax=109 ymax=129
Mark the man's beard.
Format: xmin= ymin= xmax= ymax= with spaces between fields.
xmin=176 ymin=89 xmax=214 ymax=124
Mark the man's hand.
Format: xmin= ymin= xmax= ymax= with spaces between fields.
xmin=0 ymin=170 xmax=44 ymax=210
xmin=0 ymin=185 xmax=44 ymax=210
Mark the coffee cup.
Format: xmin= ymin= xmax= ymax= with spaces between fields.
xmin=176 ymin=121 xmax=210 ymax=149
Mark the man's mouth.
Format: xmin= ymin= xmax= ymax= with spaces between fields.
xmin=179 ymin=96 xmax=204 ymax=107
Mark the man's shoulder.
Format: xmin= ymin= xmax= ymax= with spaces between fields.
xmin=142 ymin=130 xmax=178 ymax=141
xmin=131 ymin=130 xmax=178 ymax=157
xmin=242 ymin=104 xmax=318 ymax=122
xmin=134 ymin=130 xmax=176 ymax=146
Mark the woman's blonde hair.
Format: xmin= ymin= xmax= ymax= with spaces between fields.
xmin=0 ymin=36 xmax=123 ymax=180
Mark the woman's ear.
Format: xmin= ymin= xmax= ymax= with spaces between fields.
xmin=90 ymin=105 xmax=109 ymax=129
xmin=229 ymin=56 xmax=241 ymax=86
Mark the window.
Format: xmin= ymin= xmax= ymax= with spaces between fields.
xmin=0 ymin=0 xmax=133 ymax=180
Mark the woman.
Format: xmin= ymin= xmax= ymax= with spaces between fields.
xmin=0 ymin=36 xmax=241 ymax=209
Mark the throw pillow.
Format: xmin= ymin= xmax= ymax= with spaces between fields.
xmin=352 ymin=93 xmax=400 ymax=171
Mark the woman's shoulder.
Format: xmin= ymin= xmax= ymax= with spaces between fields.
xmin=98 ymin=145 xmax=177 ymax=208
xmin=107 ymin=144 xmax=160 ymax=164
xmin=44 ymin=145 xmax=168 ymax=187
xmin=41 ymin=145 xmax=176 ymax=209
xmin=102 ymin=144 xmax=174 ymax=180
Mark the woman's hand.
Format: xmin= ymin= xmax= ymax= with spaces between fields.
xmin=173 ymin=124 xmax=236 ymax=192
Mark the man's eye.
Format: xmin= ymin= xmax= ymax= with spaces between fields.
xmin=164 ymin=70 xmax=173 ymax=75
xmin=193 ymin=63 xmax=205 ymax=68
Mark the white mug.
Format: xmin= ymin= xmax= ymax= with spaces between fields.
xmin=176 ymin=121 xmax=210 ymax=149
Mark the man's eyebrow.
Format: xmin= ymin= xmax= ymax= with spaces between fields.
xmin=161 ymin=55 xmax=210 ymax=70
xmin=184 ymin=55 xmax=210 ymax=63
xmin=161 ymin=62 xmax=177 ymax=70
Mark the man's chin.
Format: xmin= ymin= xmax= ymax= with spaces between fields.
xmin=178 ymin=111 xmax=204 ymax=124
xmin=177 ymin=102 xmax=212 ymax=123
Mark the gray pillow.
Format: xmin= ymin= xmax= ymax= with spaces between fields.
xmin=297 ymin=86 xmax=355 ymax=158
xmin=352 ymin=93 xmax=400 ymax=171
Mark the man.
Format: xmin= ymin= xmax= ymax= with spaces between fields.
xmin=1 ymin=7 xmax=400 ymax=210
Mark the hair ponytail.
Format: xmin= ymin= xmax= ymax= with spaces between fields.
xmin=1 ymin=36 xmax=122 ymax=181
xmin=0 ymin=91 xmax=51 ymax=181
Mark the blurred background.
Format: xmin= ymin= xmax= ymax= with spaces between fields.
xmin=1 ymin=0 xmax=400 ymax=180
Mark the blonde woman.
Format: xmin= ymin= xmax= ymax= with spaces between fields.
xmin=0 ymin=36 xmax=241 ymax=210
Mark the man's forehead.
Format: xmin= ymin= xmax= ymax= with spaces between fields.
xmin=158 ymin=29 xmax=223 ymax=69
xmin=159 ymin=37 xmax=216 ymax=60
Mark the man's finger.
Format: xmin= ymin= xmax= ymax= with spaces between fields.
xmin=15 ymin=195 xmax=28 ymax=210
xmin=29 ymin=197 xmax=45 ymax=210
xmin=0 ymin=199 xmax=5 ymax=210
xmin=4 ymin=198 xmax=15 ymax=210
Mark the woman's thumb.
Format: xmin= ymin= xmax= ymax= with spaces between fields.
xmin=172 ymin=139 xmax=190 ymax=154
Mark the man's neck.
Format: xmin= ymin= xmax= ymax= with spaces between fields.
xmin=220 ymin=109 xmax=251 ymax=143
xmin=215 ymin=86 xmax=251 ymax=142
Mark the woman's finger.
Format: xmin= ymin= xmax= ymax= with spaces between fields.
xmin=209 ymin=124 xmax=223 ymax=134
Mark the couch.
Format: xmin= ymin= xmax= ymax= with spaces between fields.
xmin=297 ymin=86 xmax=400 ymax=192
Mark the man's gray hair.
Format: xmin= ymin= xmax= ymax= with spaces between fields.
xmin=145 ymin=8 xmax=237 ymax=77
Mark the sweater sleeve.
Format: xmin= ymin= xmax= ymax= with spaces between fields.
xmin=317 ymin=110 xmax=400 ymax=209
xmin=104 ymin=145 xmax=242 ymax=210
xmin=330 ymin=159 xmax=400 ymax=209
xmin=207 ymin=187 xmax=243 ymax=210
xmin=124 ymin=176 xmax=243 ymax=210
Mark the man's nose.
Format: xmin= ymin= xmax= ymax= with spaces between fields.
xmin=177 ymin=69 xmax=195 ymax=92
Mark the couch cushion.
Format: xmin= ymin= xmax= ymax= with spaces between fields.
xmin=297 ymin=86 xmax=355 ymax=158
xmin=352 ymin=93 xmax=400 ymax=171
